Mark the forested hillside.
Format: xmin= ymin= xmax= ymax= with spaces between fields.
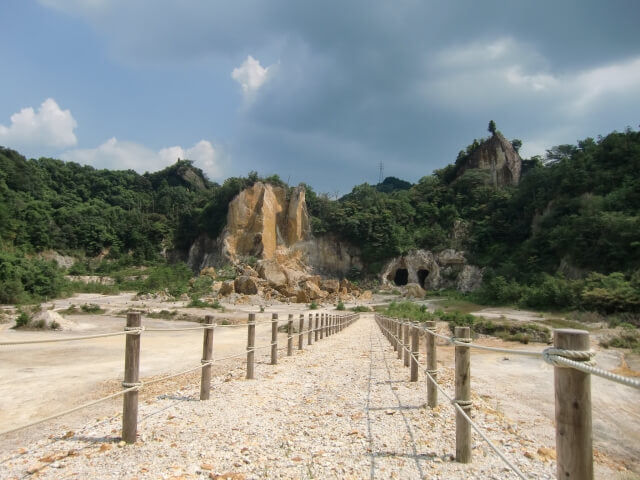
xmin=1 ymin=127 xmax=639 ymax=312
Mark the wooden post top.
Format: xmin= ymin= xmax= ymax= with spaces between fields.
xmin=272 ymin=313 xmax=278 ymax=319
xmin=454 ymin=326 xmax=471 ymax=341
xmin=554 ymin=328 xmax=590 ymax=350
xmin=424 ymin=320 xmax=436 ymax=329
xmin=248 ymin=313 xmax=256 ymax=323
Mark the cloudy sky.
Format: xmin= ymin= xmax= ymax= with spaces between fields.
xmin=1 ymin=1 xmax=639 ymax=194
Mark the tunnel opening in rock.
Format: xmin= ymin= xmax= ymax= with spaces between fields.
xmin=418 ymin=269 xmax=429 ymax=288
xmin=393 ymin=269 xmax=408 ymax=286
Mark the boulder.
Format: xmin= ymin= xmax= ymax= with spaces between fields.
xmin=405 ymin=283 xmax=425 ymax=299
xmin=296 ymin=290 xmax=310 ymax=304
xmin=257 ymin=260 xmax=287 ymax=286
xmin=321 ymin=279 xmax=340 ymax=293
xmin=301 ymin=280 xmax=325 ymax=300
xmin=358 ymin=290 xmax=372 ymax=301
xmin=234 ymin=276 xmax=259 ymax=295
xmin=200 ymin=266 xmax=217 ymax=278
xmin=219 ymin=281 xmax=235 ymax=296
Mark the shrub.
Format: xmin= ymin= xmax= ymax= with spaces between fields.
xmin=351 ymin=305 xmax=371 ymax=312
xmin=15 ymin=312 xmax=30 ymax=328
xmin=336 ymin=301 xmax=345 ymax=311
xmin=50 ymin=320 xmax=61 ymax=330
xmin=309 ymin=301 xmax=319 ymax=310
xmin=80 ymin=303 xmax=103 ymax=314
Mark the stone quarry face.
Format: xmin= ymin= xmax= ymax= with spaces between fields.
xmin=458 ymin=132 xmax=522 ymax=188
xmin=222 ymin=182 xmax=310 ymax=263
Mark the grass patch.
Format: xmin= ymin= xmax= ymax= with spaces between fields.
xmin=600 ymin=328 xmax=640 ymax=353
xmin=351 ymin=305 xmax=371 ymax=312
xmin=539 ymin=317 xmax=592 ymax=330
xmin=187 ymin=297 xmax=223 ymax=309
xmin=308 ymin=301 xmax=319 ymax=310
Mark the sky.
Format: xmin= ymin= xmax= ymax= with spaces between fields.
xmin=1 ymin=1 xmax=639 ymax=194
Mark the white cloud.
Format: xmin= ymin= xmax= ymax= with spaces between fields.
xmin=231 ymin=55 xmax=273 ymax=97
xmin=62 ymin=138 xmax=226 ymax=179
xmin=0 ymin=98 xmax=78 ymax=151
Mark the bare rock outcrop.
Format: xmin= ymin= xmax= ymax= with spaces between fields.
xmin=222 ymin=182 xmax=310 ymax=263
xmin=381 ymin=249 xmax=482 ymax=293
xmin=458 ymin=132 xmax=522 ymax=187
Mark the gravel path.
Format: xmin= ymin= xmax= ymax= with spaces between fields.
xmin=0 ymin=315 xmax=584 ymax=479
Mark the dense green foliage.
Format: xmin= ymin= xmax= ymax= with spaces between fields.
xmin=1 ymin=126 xmax=639 ymax=314
xmin=309 ymin=128 xmax=640 ymax=312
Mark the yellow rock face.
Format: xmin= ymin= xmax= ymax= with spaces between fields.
xmin=223 ymin=182 xmax=310 ymax=262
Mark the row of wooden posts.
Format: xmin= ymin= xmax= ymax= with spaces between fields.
xmin=122 ymin=311 xmax=360 ymax=444
xmin=375 ymin=314 xmax=595 ymax=480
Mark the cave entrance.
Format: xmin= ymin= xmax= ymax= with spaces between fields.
xmin=393 ymin=268 xmax=408 ymax=286
xmin=418 ymin=269 xmax=429 ymax=289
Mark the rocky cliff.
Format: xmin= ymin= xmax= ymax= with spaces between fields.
xmin=380 ymin=249 xmax=482 ymax=293
xmin=458 ymin=132 xmax=522 ymax=187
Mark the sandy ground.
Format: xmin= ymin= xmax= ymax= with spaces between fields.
xmin=0 ymin=293 xmax=639 ymax=476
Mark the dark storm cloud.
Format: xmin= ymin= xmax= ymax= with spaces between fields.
xmin=41 ymin=0 xmax=640 ymax=192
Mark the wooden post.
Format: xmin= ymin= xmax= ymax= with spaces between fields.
xmin=454 ymin=326 xmax=472 ymax=463
xmin=200 ymin=315 xmax=215 ymax=400
xmin=308 ymin=313 xmax=313 ymax=345
xmin=425 ymin=321 xmax=438 ymax=408
xmin=271 ymin=313 xmax=278 ymax=365
xmin=287 ymin=314 xmax=293 ymax=356
xmin=554 ymin=329 xmax=593 ymax=480
xmin=315 ymin=313 xmax=319 ymax=342
xmin=298 ymin=314 xmax=304 ymax=350
xmin=403 ymin=322 xmax=410 ymax=367
xmin=410 ymin=323 xmax=419 ymax=382
xmin=396 ymin=319 xmax=403 ymax=360
xmin=246 ymin=313 xmax=256 ymax=379
xmin=320 ymin=313 xmax=324 ymax=340
xmin=122 ymin=311 xmax=141 ymax=443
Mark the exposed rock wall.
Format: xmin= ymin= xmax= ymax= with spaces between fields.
xmin=459 ymin=132 xmax=522 ymax=187
xmin=380 ymin=249 xmax=482 ymax=293
xmin=222 ymin=182 xmax=311 ymax=262
xmin=292 ymin=234 xmax=363 ymax=277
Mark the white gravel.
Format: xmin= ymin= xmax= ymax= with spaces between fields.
xmin=0 ymin=315 xmax=620 ymax=479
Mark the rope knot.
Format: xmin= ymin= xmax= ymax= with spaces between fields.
xmin=122 ymin=381 xmax=142 ymax=390
xmin=124 ymin=326 xmax=144 ymax=334
xmin=542 ymin=347 xmax=596 ymax=367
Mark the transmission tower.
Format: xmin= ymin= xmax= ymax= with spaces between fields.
xmin=378 ymin=162 xmax=384 ymax=184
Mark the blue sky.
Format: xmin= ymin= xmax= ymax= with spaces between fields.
xmin=1 ymin=1 xmax=639 ymax=194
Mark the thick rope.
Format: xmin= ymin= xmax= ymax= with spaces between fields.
xmin=543 ymin=350 xmax=640 ymax=390
xmin=0 ymin=330 xmax=129 ymax=346
xmin=375 ymin=318 xmax=528 ymax=480
xmin=0 ymin=386 xmax=138 ymax=437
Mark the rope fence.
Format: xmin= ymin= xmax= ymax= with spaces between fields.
xmin=0 ymin=310 xmax=360 ymax=441
xmin=374 ymin=313 xmax=639 ymax=480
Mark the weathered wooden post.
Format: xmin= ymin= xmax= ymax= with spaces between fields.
xmin=396 ymin=319 xmax=403 ymax=360
xmin=246 ymin=313 xmax=256 ymax=379
xmin=315 ymin=313 xmax=319 ymax=342
xmin=200 ymin=315 xmax=215 ymax=400
xmin=320 ymin=313 xmax=324 ymax=340
xmin=298 ymin=314 xmax=304 ymax=350
xmin=271 ymin=313 xmax=278 ymax=365
xmin=403 ymin=322 xmax=410 ymax=367
xmin=554 ymin=329 xmax=593 ymax=480
xmin=122 ymin=311 xmax=141 ymax=443
xmin=287 ymin=314 xmax=294 ymax=356
xmin=308 ymin=313 xmax=313 ymax=345
xmin=410 ymin=323 xmax=419 ymax=382
xmin=454 ymin=326 xmax=472 ymax=463
xmin=425 ymin=320 xmax=438 ymax=407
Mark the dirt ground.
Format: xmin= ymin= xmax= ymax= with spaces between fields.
xmin=1 ymin=292 xmax=639 ymax=474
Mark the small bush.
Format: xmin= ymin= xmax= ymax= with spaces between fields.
xmin=80 ymin=303 xmax=104 ymax=314
xmin=50 ymin=320 xmax=61 ymax=330
xmin=259 ymin=305 xmax=265 ymax=313
xmin=15 ymin=312 xmax=30 ymax=328
xmin=351 ymin=305 xmax=370 ymax=312
xmin=309 ymin=301 xmax=319 ymax=310
xmin=336 ymin=301 xmax=345 ymax=311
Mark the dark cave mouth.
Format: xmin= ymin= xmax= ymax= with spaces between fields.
xmin=418 ymin=269 xmax=429 ymax=288
xmin=393 ymin=268 xmax=408 ymax=286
